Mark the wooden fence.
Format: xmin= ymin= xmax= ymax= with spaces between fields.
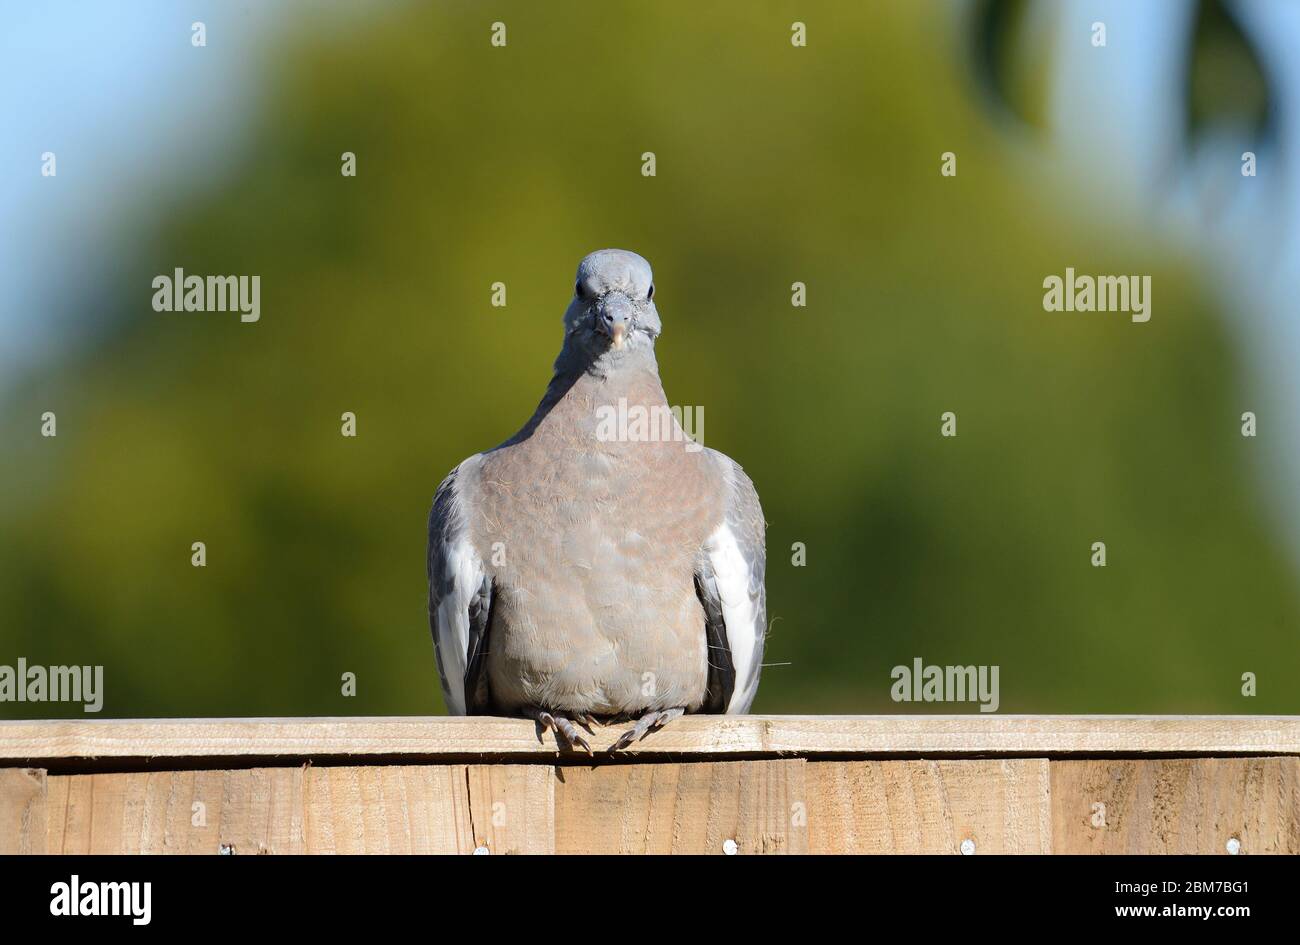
xmin=2 ymin=716 xmax=1297 ymax=854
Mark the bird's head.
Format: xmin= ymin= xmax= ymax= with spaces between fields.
xmin=563 ymin=249 xmax=661 ymax=360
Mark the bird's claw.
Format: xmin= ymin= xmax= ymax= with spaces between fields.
xmin=533 ymin=709 xmax=593 ymax=754
xmin=610 ymin=707 xmax=686 ymax=752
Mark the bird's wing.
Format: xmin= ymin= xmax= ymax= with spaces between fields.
xmin=696 ymin=454 xmax=767 ymax=714
xmin=427 ymin=460 xmax=493 ymax=715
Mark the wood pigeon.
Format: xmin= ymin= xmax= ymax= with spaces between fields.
xmin=428 ymin=249 xmax=766 ymax=751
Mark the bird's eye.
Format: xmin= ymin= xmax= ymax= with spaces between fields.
xmin=647 ymin=284 xmax=654 ymax=301
xmin=575 ymin=280 xmax=585 ymax=299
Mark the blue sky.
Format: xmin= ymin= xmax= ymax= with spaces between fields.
xmin=1051 ymin=0 xmax=1300 ymax=561
xmin=0 ymin=1 xmax=287 ymax=377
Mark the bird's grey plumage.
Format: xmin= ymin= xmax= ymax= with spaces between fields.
xmin=428 ymin=249 xmax=766 ymax=747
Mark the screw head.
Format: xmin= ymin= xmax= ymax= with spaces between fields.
xmin=960 ymin=838 xmax=976 ymax=855
xmin=722 ymin=838 xmax=738 ymax=856
xmin=1226 ymin=837 xmax=1241 ymax=855
xmin=472 ymin=845 xmax=490 ymax=855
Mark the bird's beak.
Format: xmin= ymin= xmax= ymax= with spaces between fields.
xmin=597 ymin=296 xmax=633 ymax=351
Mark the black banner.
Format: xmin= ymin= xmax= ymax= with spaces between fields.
xmin=2 ymin=853 xmax=1278 ymax=930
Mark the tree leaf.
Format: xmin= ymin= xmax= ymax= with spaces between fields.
xmin=1185 ymin=0 xmax=1273 ymax=146
xmin=971 ymin=0 xmax=1052 ymax=130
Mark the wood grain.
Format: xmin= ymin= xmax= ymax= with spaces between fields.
xmin=47 ymin=768 xmax=307 ymax=854
xmin=1051 ymin=758 xmax=1300 ymax=854
xmin=806 ymin=759 xmax=1052 ymax=853
xmin=0 ymin=768 xmax=47 ymax=854
xmin=554 ymin=760 xmax=806 ymax=854
xmin=41 ymin=764 xmax=551 ymax=854
xmin=464 ymin=763 xmax=555 ymax=854
xmin=12 ymin=753 xmax=1300 ymax=854
xmin=3 ymin=715 xmax=1297 ymax=764
xmin=7 ymin=717 xmax=1300 ymax=855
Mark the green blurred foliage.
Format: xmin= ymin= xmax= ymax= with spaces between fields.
xmin=1187 ymin=0 xmax=1272 ymax=143
xmin=1 ymin=1 xmax=1295 ymax=718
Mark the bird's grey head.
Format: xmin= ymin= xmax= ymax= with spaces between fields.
xmin=563 ymin=249 xmax=661 ymax=362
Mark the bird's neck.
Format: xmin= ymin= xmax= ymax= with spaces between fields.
xmin=512 ymin=346 xmax=668 ymax=446
xmin=558 ymin=345 xmax=665 ymax=402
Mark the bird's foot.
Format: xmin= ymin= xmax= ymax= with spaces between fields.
xmin=529 ymin=708 xmax=593 ymax=754
xmin=611 ymin=707 xmax=686 ymax=751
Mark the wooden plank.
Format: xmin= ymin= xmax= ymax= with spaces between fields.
xmin=47 ymin=769 xmax=307 ymax=854
xmin=0 ymin=768 xmax=47 ymax=854
xmin=554 ymin=760 xmax=806 ymax=854
xmin=305 ymin=765 xmax=456 ymax=853
xmin=465 ymin=764 xmax=555 ymax=854
xmin=805 ymin=759 xmax=1051 ymax=853
xmin=4 ymin=716 xmax=1298 ymax=765
xmin=24 ymin=756 xmax=1300 ymax=855
xmin=41 ymin=764 xmax=551 ymax=854
xmin=303 ymin=764 xmax=551 ymax=854
xmin=1051 ymin=758 xmax=1300 ymax=854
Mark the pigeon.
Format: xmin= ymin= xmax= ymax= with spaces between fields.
xmin=427 ymin=249 xmax=766 ymax=751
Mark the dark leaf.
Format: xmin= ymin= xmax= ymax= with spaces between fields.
xmin=1185 ymin=0 xmax=1274 ymax=147
xmin=971 ymin=0 xmax=1051 ymax=129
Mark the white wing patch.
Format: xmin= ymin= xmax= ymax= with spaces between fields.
xmin=705 ymin=520 xmax=760 ymax=714
xmin=433 ymin=533 xmax=482 ymax=715
xmin=429 ymin=460 xmax=487 ymax=717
